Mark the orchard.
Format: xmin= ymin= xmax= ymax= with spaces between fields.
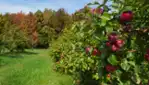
xmin=50 ymin=0 xmax=149 ymax=85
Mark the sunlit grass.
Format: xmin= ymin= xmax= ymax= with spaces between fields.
xmin=0 ymin=49 xmax=73 ymax=85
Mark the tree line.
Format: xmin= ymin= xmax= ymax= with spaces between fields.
xmin=0 ymin=6 xmax=90 ymax=53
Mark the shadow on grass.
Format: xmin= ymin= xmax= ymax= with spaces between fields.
xmin=0 ymin=50 xmax=38 ymax=58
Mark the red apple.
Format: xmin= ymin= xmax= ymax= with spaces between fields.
xmin=85 ymin=47 xmax=91 ymax=53
xmin=111 ymin=45 xmax=119 ymax=52
xmin=105 ymin=64 xmax=117 ymax=72
xmin=92 ymin=48 xmax=101 ymax=56
xmin=108 ymin=33 xmax=118 ymax=43
xmin=115 ymin=39 xmax=124 ymax=48
xmin=106 ymin=42 xmax=111 ymax=47
xmin=120 ymin=11 xmax=133 ymax=22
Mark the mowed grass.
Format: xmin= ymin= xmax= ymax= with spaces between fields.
xmin=0 ymin=49 xmax=73 ymax=85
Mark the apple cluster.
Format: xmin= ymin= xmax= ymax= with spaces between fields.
xmin=104 ymin=11 xmax=133 ymax=73
xmin=106 ymin=32 xmax=124 ymax=52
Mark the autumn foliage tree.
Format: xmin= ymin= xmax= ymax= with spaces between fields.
xmin=0 ymin=13 xmax=28 ymax=52
xmin=0 ymin=7 xmax=75 ymax=52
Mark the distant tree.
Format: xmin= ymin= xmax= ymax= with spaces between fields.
xmin=9 ymin=11 xmax=26 ymax=30
xmin=0 ymin=7 xmax=75 ymax=51
xmin=54 ymin=8 xmax=72 ymax=33
xmin=24 ymin=12 xmax=37 ymax=47
xmin=0 ymin=14 xmax=28 ymax=52
xmin=35 ymin=9 xmax=56 ymax=48
xmin=8 ymin=12 xmax=37 ymax=49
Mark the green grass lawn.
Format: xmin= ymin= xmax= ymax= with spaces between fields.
xmin=0 ymin=49 xmax=73 ymax=85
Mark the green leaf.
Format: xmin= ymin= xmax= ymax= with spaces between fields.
xmin=94 ymin=36 xmax=101 ymax=40
xmin=80 ymin=32 xmax=84 ymax=37
xmin=131 ymin=72 xmax=141 ymax=84
xmin=107 ymin=55 xmax=119 ymax=65
xmin=101 ymin=82 xmax=108 ymax=85
xmin=115 ymin=70 xmax=123 ymax=78
xmin=123 ymin=81 xmax=131 ymax=85
xmin=120 ymin=59 xmax=130 ymax=71
xmin=126 ymin=52 xmax=134 ymax=60
xmin=128 ymin=61 xmax=135 ymax=67
xmin=101 ymin=19 xmax=107 ymax=26
xmin=82 ymin=63 xmax=87 ymax=70
xmin=135 ymin=73 xmax=141 ymax=84
xmin=94 ymin=1 xmax=99 ymax=5
xmin=87 ymin=57 xmax=94 ymax=63
xmin=123 ymin=6 xmax=133 ymax=11
xmin=101 ymin=12 xmax=111 ymax=21
xmin=71 ymin=43 xmax=75 ymax=50
xmin=102 ymin=0 xmax=108 ymax=5
xmin=111 ymin=3 xmax=119 ymax=8
xmin=92 ymin=73 xmax=99 ymax=80
xmin=87 ymin=3 xmax=92 ymax=5
xmin=106 ymin=26 xmax=113 ymax=33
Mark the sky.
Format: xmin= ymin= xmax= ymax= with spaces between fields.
xmin=0 ymin=0 xmax=107 ymax=14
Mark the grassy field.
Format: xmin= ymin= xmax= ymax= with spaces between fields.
xmin=0 ymin=49 xmax=73 ymax=85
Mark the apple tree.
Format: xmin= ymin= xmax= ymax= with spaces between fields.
xmin=50 ymin=0 xmax=149 ymax=85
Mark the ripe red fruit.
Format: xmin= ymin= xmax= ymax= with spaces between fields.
xmin=111 ymin=45 xmax=119 ymax=52
xmin=108 ymin=33 xmax=118 ymax=43
xmin=85 ymin=47 xmax=91 ymax=53
xmin=115 ymin=39 xmax=124 ymax=48
xmin=92 ymin=48 xmax=101 ymax=56
xmin=145 ymin=54 xmax=149 ymax=61
xmin=105 ymin=64 xmax=117 ymax=72
xmin=120 ymin=11 xmax=133 ymax=22
xmin=106 ymin=42 xmax=111 ymax=47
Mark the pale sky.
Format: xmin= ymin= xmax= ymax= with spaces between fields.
xmin=0 ymin=0 xmax=111 ymax=14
